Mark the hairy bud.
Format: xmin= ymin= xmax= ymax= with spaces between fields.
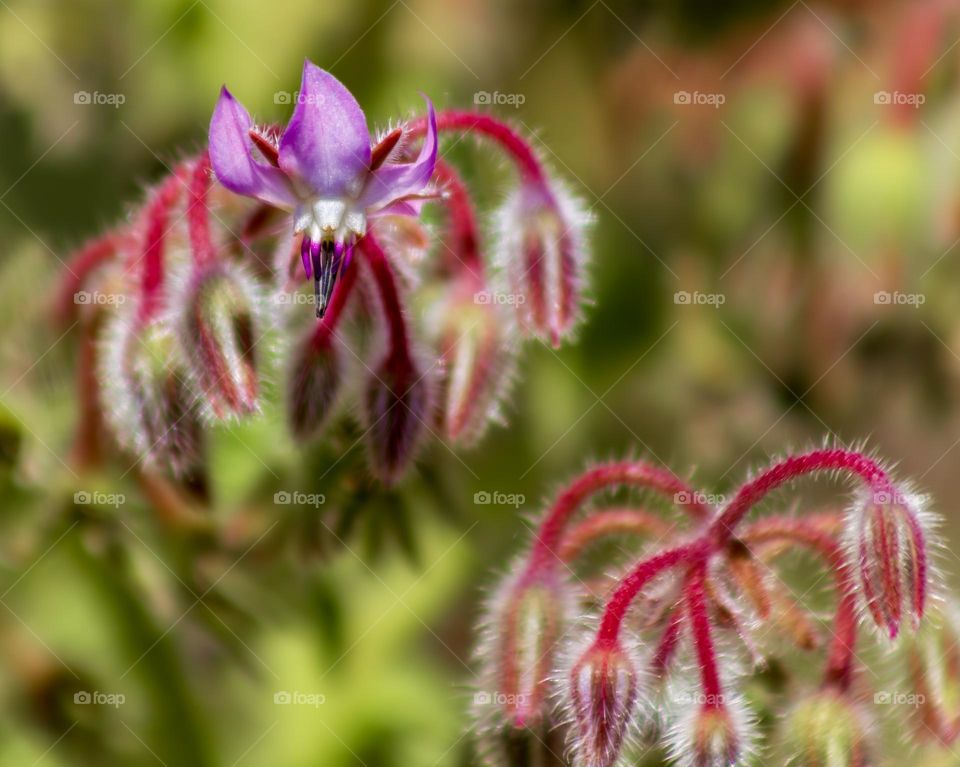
xmin=489 ymin=574 xmax=568 ymax=729
xmin=496 ymin=182 xmax=590 ymax=348
xmin=436 ymin=279 xmax=515 ymax=446
xmin=667 ymin=697 xmax=755 ymax=767
xmin=363 ymin=351 xmax=434 ymax=483
xmin=847 ymin=489 xmax=931 ymax=639
xmin=177 ymin=263 xmax=261 ymax=419
xmin=567 ymin=640 xmax=641 ymax=767
xmin=100 ymin=313 xmax=203 ymax=475
xmin=781 ymin=689 xmax=872 ymax=767
xmin=286 ymin=328 xmax=343 ymax=443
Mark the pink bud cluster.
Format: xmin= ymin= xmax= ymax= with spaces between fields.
xmin=474 ymin=447 xmax=940 ymax=766
xmin=59 ymin=100 xmax=591 ymax=482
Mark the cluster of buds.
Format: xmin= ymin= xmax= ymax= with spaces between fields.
xmin=58 ymin=61 xmax=591 ymax=482
xmin=474 ymin=447 xmax=942 ymax=766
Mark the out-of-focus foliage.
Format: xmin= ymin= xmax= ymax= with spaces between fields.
xmin=3 ymin=0 xmax=960 ymax=764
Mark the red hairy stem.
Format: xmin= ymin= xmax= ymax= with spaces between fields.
xmin=711 ymin=449 xmax=894 ymax=547
xmin=686 ymin=562 xmax=724 ymax=704
xmin=597 ymin=540 xmax=708 ymax=646
xmin=433 ymin=159 xmax=482 ymax=271
xmin=359 ymin=233 xmax=411 ymax=364
xmin=742 ymin=516 xmax=859 ymax=691
xmin=408 ymin=110 xmax=548 ymax=187
xmin=559 ymin=508 xmax=676 ymax=562
xmin=311 ymin=258 xmax=358 ymax=349
xmin=651 ymin=605 xmax=686 ymax=675
xmin=138 ymin=168 xmax=188 ymax=323
xmin=56 ymin=234 xmax=123 ymax=324
xmin=526 ymin=461 xmax=711 ymax=577
xmin=187 ymin=151 xmax=216 ymax=267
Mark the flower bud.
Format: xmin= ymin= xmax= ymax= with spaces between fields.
xmin=496 ymin=182 xmax=590 ymax=348
xmin=568 ymin=640 xmax=641 ymax=767
xmin=667 ymin=697 xmax=755 ymax=767
xmin=847 ymin=489 xmax=931 ymax=639
xmin=286 ymin=328 xmax=343 ymax=443
xmin=484 ymin=573 xmax=569 ymax=730
xmin=780 ymin=689 xmax=872 ymax=767
xmin=99 ymin=312 xmax=203 ymax=475
xmin=435 ymin=279 xmax=515 ymax=446
xmin=362 ymin=351 xmax=434 ymax=483
xmin=177 ymin=263 xmax=261 ymax=419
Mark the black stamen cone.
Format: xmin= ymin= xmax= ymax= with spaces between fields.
xmin=312 ymin=241 xmax=327 ymax=318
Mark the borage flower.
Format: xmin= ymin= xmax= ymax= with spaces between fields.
xmin=209 ymin=60 xmax=438 ymax=317
xmin=61 ymin=59 xmax=591 ymax=482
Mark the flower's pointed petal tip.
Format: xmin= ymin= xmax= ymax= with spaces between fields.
xmin=208 ymin=86 xmax=296 ymax=209
xmin=357 ymin=95 xmax=438 ymax=212
xmin=417 ymin=92 xmax=438 ymax=157
xmin=278 ymin=60 xmax=371 ymax=196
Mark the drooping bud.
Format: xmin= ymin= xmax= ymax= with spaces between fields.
xmin=780 ymin=689 xmax=872 ymax=767
xmin=567 ymin=639 xmax=641 ymax=767
xmin=489 ymin=573 xmax=569 ymax=729
xmin=667 ymin=697 xmax=755 ymax=767
xmin=362 ymin=351 xmax=434 ymax=483
xmin=903 ymin=601 xmax=960 ymax=745
xmin=177 ymin=263 xmax=261 ymax=419
xmin=435 ymin=277 xmax=515 ymax=446
xmin=496 ymin=181 xmax=590 ymax=348
xmin=99 ymin=311 xmax=204 ymax=475
xmin=846 ymin=488 xmax=931 ymax=639
xmin=285 ymin=327 xmax=343 ymax=443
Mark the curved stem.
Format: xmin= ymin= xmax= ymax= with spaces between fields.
xmin=359 ymin=232 xmax=411 ymax=364
xmin=138 ymin=168 xmax=188 ymax=323
xmin=187 ymin=151 xmax=215 ymax=267
xmin=711 ymin=449 xmax=894 ymax=546
xmin=433 ymin=159 xmax=482 ymax=272
xmin=596 ymin=540 xmax=707 ymax=645
xmin=57 ymin=233 xmax=124 ymax=323
xmin=559 ymin=507 xmax=675 ymax=562
xmin=409 ymin=110 xmax=548 ymax=187
xmin=527 ymin=461 xmax=711 ymax=577
xmin=742 ymin=516 xmax=859 ymax=691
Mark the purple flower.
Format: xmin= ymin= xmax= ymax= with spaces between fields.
xmin=208 ymin=59 xmax=438 ymax=317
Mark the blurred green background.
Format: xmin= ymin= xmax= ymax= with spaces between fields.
xmin=3 ymin=0 xmax=960 ymax=764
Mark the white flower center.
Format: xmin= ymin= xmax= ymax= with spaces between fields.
xmin=294 ymin=198 xmax=367 ymax=244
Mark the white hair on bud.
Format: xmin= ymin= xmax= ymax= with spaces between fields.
xmin=469 ymin=553 xmax=576 ymax=765
xmin=839 ymin=480 xmax=943 ymax=644
xmin=97 ymin=297 xmax=205 ymax=476
xmin=169 ymin=257 xmax=266 ymax=424
xmin=552 ymin=619 xmax=651 ymax=767
xmin=663 ymin=684 xmax=759 ymax=767
xmin=489 ymin=175 xmax=593 ymax=345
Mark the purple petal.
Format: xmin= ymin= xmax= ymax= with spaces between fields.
xmin=358 ymin=96 xmax=438 ymax=212
xmin=209 ymin=87 xmax=297 ymax=209
xmin=372 ymin=200 xmax=422 ymax=218
xmin=278 ymin=61 xmax=371 ymax=198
